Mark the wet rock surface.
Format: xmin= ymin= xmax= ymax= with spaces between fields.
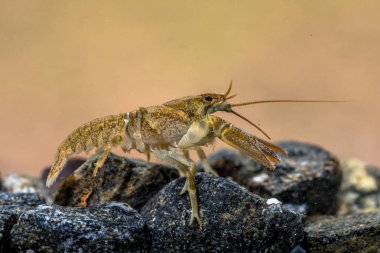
xmin=54 ymin=152 xmax=179 ymax=211
xmin=339 ymin=159 xmax=380 ymax=214
xmin=302 ymin=212 xmax=380 ymax=253
xmin=207 ymin=141 xmax=342 ymax=215
xmin=141 ymin=173 xmax=304 ymax=253
xmin=10 ymin=202 xmax=149 ymax=253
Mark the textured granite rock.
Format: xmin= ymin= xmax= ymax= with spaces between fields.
xmin=302 ymin=212 xmax=380 ymax=252
xmin=141 ymin=173 xmax=304 ymax=253
xmin=54 ymin=152 xmax=179 ymax=211
xmin=207 ymin=141 xmax=342 ymax=215
xmin=339 ymin=159 xmax=380 ymax=214
xmin=0 ymin=193 xmax=44 ymax=253
xmin=10 ymin=202 xmax=149 ymax=253
xmin=0 ymin=212 xmax=17 ymax=253
xmin=0 ymin=193 xmax=44 ymax=214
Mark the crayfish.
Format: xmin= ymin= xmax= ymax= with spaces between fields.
xmin=47 ymin=81 xmax=337 ymax=228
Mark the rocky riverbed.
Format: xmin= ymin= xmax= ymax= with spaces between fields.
xmin=0 ymin=141 xmax=379 ymax=252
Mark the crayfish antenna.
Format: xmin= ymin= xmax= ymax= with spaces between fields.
xmin=224 ymin=80 xmax=233 ymax=98
xmin=231 ymin=99 xmax=350 ymax=107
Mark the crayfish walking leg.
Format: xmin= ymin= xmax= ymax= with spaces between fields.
xmin=195 ymin=147 xmax=218 ymax=176
xmin=154 ymin=150 xmax=202 ymax=228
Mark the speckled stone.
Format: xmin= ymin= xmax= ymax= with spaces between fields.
xmin=339 ymin=159 xmax=380 ymax=214
xmin=54 ymin=152 xmax=179 ymax=211
xmin=207 ymin=141 xmax=342 ymax=215
xmin=141 ymin=173 xmax=304 ymax=253
xmin=302 ymin=212 xmax=380 ymax=252
xmin=0 ymin=193 xmax=44 ymax=214
xmin=0 ymin=212 xmax=17 ymax=253
xmin=10 ymin=202 xmax=149 ymax=253
xmin=0 ymin=193 xmax=44 ymax=253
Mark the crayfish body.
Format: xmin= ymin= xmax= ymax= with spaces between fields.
xmin=46 ymin=82 xmax=287 ymax=228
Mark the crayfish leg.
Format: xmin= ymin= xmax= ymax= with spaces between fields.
xmin=195 ymin=147 xmax=218 ymax=176
xmin=154 ymin=150 xmax=202 ymax=229
xmin=79 ymin=187 xmax=93 ymax=207
xmin=92 ymin=146 xmax=112 ymax=177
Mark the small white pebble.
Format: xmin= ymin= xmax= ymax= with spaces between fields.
xmin=251 ymin=174 xmax=269 ymax=183
xmin=266 ymin=198 xmax=282 ymax=205
xmin=3 ymin=173 xmax=38 ymax=193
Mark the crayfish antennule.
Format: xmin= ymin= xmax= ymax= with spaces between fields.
xmin=225 ymin=94 xmax=237 ymax=100
xmin=224 ymin=80 xmax=233 ymax=98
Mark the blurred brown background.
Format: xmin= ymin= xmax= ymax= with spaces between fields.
xmin=1 ymin=1 xmax=379 ymax=176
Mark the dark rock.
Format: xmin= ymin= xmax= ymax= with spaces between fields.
xmin=0 ymin=212 xmax=17 ymax=253
xmin=302 ymin=212 xmax=380 ymax=252
xmin=0 ymin=193 xmax=44 ymax=214
xmin=207 ymin=141 xmax=342 ymax=215
xmin=0 ymin=193 xmax=44 ymax=253
xmin=41 ymin=157 xmax=86 ymax=190
xmin=141 ymin=173 xmax=304 ymax=253
xmin=339 ymin=159 xmax=380 ymax=214
xmin=10 ymin=202 xmax=149 ymax=253
xmin=54 ymin=152 xmax=179 ymax=211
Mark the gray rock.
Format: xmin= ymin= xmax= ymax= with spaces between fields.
xmin=0 ymin=193 xmax=44 ymax=253
xmin=290 ymin=245 xmax=307 ymax=253
xmin=0 ymin=193 xmax=44 ymax=214
xmin=0 ymin=212 xmax=17 ymax=253
xmin=141 ymin=173 xmax=304 ymax=253
xmin=339 ymin=159 xmax=380 ymax=214
xmin=207 ymin=141 xmax=342 ymax=214
xmin=302 ymin=212 xmax=380 ymax=252
xmin=10 ymin=202 xmax=149 ymax=253
xmin=54 ymin=153 xmax=179 ymax=211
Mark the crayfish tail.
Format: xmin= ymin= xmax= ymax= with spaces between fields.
xmin=46 ymin=151 xmax=68 ymax=188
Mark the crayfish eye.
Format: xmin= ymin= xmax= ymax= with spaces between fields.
xmin=204 ymin=95 xmax=213 ymax=102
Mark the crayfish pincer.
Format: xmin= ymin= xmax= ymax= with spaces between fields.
xmin=47 ymin=81 xmax=338 ymax=228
